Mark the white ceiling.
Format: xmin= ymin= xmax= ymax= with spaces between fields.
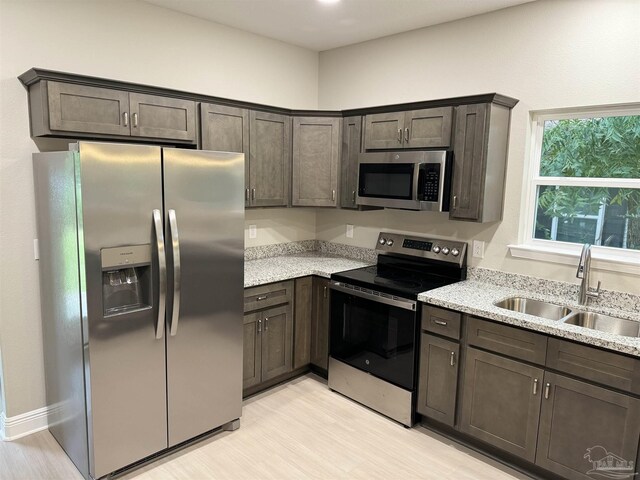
xmin=143 ymin=0 xmax=536 ymax=51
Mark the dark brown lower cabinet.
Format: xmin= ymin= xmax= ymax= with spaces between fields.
xmin=310 ymin=277 xmax=330 ymax=370
xmin=535 ymin=372 xmax=640 ymax=480
xmin=460 ymin=347 xmax=544 ymax=462
xmin=293 ymin=277 xmax=313 ymax=369
xmin=417 ymin=334 xmax=459 ymax=426
xmin=242 ymin=304 xmax=292 ymax=390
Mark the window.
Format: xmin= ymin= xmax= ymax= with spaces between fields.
xmin=512 ymin=105 xmax=640 ymax=270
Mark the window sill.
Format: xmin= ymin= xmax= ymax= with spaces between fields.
xmin=508 ymin=243 xmax=640 ymax=275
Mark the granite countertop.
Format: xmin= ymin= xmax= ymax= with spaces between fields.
xmin=418 ymin=280 xmax=640 ymax=358
xmin=245 ymin=252 xmax=372 ymax=288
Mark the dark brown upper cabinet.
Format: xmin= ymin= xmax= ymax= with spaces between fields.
xmin=200 ymin=104 xmax=250 ymax=205
xmin=340 ymin=116 xmax=363 ymax=209
xmin=292 ymin=117 xmax=341 ymax=207
xmin=26 ymin=80 xmax=196 ymax=143
xmin=449 ymin=103 xmax=511 ymax=222
xmin=364 ymin=107 xmax=453 ymax=150
xmin=248 ymin=111 xmax=291 ymax=207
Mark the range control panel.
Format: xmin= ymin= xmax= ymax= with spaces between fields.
xmin=375 ymin=232 xmax=467 ymax=265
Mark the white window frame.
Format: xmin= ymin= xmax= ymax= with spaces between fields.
xmin=509 ymin=103 xmax=640 ymax=274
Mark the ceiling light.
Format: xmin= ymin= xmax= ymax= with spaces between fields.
xmin=318 ymin=0 xmax=341 ymax=4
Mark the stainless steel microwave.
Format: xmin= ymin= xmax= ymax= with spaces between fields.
xmin=357 ymin=151 xmax=453 ymax=211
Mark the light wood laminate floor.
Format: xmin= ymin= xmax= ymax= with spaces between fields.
xmin=0 ymin=375 xmax=529 ymax=479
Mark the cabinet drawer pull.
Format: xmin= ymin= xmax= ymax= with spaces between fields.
xmin=397 ymin=128 xmax=402 ymax=143
xmin=450 ymin=351 xmax=455 ymax=366
xmin=433 ymin=319 xmax=448 ymax=327
xmin=533 ymin=378 xmax=538 ymax=395
xmin=132 ymin=112 xmax=138 ymax=128
xmin=544 ymin=382 xmax=551 ymax=399
xmin=257 ymin=295 xmax=268 ymax=301
xmin=404 ymin=127 xmax=409 ymax=142
xmin=123 ymin=112 xmax=129 ymax=127
xmin=352 ymin=191 xmax=356 ymax=204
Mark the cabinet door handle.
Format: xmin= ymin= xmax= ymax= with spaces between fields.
xmin=332 ymin=190 xmax=336 ymax=202
xmin=433 ymin=319 xmax=448 ymax=326
xmin=257 ymin=319 xmax=262 ymax=333
xmin=245 ymin=188 xmax=250 ymax=201
xmin=397 ymin=128 xmax=402 ymax=143
xmin=544 ymin=382 xmax=551 ymax=399
xmin=323 ymin=286 xmax=328 ymax=299
xmin=452 ymin=195 xmax=457 ymax=209
xmin=533 ymin=378 xmax=539 ymax=395
xmin=257 ymin=295 xmax=268 ymax=301
xmin=251 ymin=188 xmax=256 ymax=201
xmin=404 ymin=127 xmax=409 ymax=143
xmin=352 ymin=191 xmax=356 ymax=204
xmin=264 ymin=317 xmax=269 ymax=331
xmin=123 ymin=112 xmax=129 ymax=127
xmin=132 ymin=112 xmax=138 ymax=128
xmin=450 ymin=351 xmax=455 ymax=366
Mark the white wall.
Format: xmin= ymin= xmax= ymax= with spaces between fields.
xmin=317 ymin=0 xmax=640 ymax=294
xmin=245 ymin=209 xmax=316 ymax=247
xmin=0 ymin=0 xmax=318 ymax=418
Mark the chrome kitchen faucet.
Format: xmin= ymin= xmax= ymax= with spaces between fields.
xmin=576 ymin=243 xmax=601 ymax=305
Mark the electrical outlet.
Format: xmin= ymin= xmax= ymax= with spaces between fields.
xmin=249 ymin=225 xmax=257 ymax=239
xmin=473 ymin=240 xmax=485 ymax=259
xmin=346 ymin=224 xmax=354 ymax=238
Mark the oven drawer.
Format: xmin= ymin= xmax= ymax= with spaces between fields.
xmin=422 ymin=305 xmax=461 ymax=340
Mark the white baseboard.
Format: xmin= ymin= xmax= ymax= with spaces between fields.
xmin=0 ymin=405 xmax=51 ymax=441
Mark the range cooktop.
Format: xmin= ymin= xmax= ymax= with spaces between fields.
xmin=331 ymin=232 xmax=468 ymax=299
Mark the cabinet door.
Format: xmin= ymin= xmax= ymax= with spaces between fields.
xmin=417 ymin=334 xmax=459 ymax=427
xmin=261 ymin=304 xmax=293 ymax=382
xmin=340 ymin=116 xmax=362 ymax=209
xmin=404 ymin=107 xmax=453 ymax=148
xmin=200 ymin=104 xmax=250 ymax=205
xmin=460 ymin=347 xmax=544 ymax=462
xmin=243 ymin=312 xmax=262 ymax=389
xmin=310 ymin=277 xmax=330 ymax=370
xmin=46 ymin=81 xmax=130 ymax=136
xmin=293 ymin=277 xmax=313 ymax=369
xmin=536 ymin=372 xmax=640 ymax=480
xmin=249 ymin=111 xmax=291 ymax=207
xmin=292 ymin=117 xmax=340 ymax=207
xmin=129 ymin=93 xmax=196 ymax=142
xmin=363 ymin=112 xmax=405 ymax=150
xmin=450 ymin=103 xmax=488 ymax=221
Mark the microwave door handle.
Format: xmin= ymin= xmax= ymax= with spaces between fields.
xmin=153 ymin=209 xmax=166 ymax=340
xmin=412 ymin=163 xmax=421 ymax=202
xmin=168 ymin=209 xmax=181 ymax=336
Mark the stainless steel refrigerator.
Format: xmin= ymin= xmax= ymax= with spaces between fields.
xmin=33 ymin=142 xmax=244 ymax=479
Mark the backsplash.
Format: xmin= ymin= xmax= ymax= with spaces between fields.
xmin=245 ymin=240 xmax=378 ymax=263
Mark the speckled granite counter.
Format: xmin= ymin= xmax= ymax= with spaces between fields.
xmin=418 ymin=280 xmax=640 ymax=357
xmin=245 ymin=252 xmax=372 ymax=288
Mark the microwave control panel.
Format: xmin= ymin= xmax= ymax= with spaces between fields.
xmin=420 ymin=164 xmax=440 ymax=202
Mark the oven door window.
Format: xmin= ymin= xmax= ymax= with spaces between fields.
xmin=358 ymin=163 xmax=415 ymax=200
xmin=330 ymin=289 xmax=417 ymax=390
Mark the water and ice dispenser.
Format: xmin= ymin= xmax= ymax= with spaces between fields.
xmin=101 ymin=245 xmax=152 ymax=316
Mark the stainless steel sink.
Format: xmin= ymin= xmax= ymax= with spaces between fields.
xmin=563 ymin=312 xmax=640 ymax=338
xmin=494 ymin=297 xmax=573 ymax=321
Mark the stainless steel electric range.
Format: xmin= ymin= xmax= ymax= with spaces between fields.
xmin=328 ymin=232 xmax=467 ymax=427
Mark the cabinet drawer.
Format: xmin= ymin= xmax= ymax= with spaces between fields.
xmin=422 ymin=305 xmax=461 ymax=340
xmin=546 ymin=337 xmax=640 ymax=395
xmin=244 ymin=281 xmax=293 ymax=313
xmin=466 ymin=317 xmax=547 ymax=365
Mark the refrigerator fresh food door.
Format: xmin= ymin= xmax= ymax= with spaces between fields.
xmin=77 ymin=142 xmax=168 ymax=478
xmin=163 ymin=148 xmax=244 ymax=446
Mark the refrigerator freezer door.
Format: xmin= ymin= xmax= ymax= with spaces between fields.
xmin=163 ymin=148 xmax=244 ymax=447
xmin=77 ymin=142 xmax=168 ymax=478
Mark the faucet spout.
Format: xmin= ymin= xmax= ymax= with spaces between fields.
xmin=577 ymin=243 xmax=601 ymax=305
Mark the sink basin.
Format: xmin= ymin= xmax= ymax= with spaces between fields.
xmin=563 ymin=312 xmax=640 ymax=337
xmin=494 ymin=297 xmax=573 ymax=321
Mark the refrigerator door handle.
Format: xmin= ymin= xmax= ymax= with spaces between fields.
xmin=168 ymin=209 xmax=181 ymax=336
xmin=153 ymin=209 xmax=167 ymax=339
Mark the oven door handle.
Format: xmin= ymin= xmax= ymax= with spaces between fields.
xmin=330 ymin=281 xmax=417 ymax=311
